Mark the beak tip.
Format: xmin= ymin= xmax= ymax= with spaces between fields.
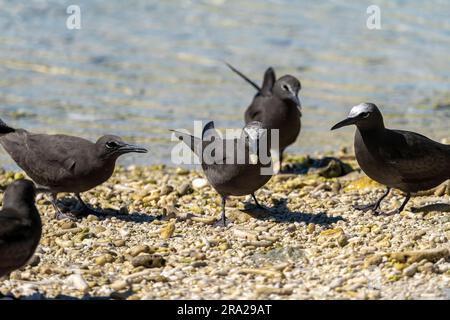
xmin=330 ymin=118 xmax=355 ymax=131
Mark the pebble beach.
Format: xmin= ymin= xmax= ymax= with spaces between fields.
xmin=0 ymin=151 xmax=448 ymax=300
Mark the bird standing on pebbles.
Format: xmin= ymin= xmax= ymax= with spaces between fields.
xmin=226 ymin=63 xmax=302 ymax=173
xmin=0 ymin=121 xmax=148 ymax=220
xmin=0 ymin=180 xmax=41 ymax=278
xmin=331 ymin=102 xmax=450 ymax=215
xmin=172 ymin=121 xmax=272 ymax=226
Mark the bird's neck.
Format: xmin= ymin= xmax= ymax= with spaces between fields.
xmin=97 ymin=157 xmax=118 ymax=176
xmin=356 ymin=123 xmax=385 ymax=135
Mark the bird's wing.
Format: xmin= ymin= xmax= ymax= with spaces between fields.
xmin=171 ymin=130 xmax=203 ymax=158
xmin=201 ymin=121 xmax=230 ymax=164
xmin=379 ymin=130 xmax=450 ymax=183
xmin=0 ymin=130 xmax=83 ymax=185
xmin=244 ymin=96 xmax=270 ymax=123
xmin=172 ymin=123 xmax=233 ymax=165
xmin=260 ymin=67 xmax=276 ymax=96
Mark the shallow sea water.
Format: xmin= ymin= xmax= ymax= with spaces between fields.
xmin=0 ymin=0 xmax=449 ymax=168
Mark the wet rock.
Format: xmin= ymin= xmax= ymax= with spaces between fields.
xmin=95 ymin=254 xmax=115 ymax=266
xmin=160 ymin=222 xmax=175 ymax=239
xmin=364 ymin=255 xmax=383 ymax=268
xmin=54 ymin=238 xmax=74 ymax=248
xmin=317 ymin=159 xmax=342 ymax=178
xmin=403 ymin=263 xmax=418 ymax=277
xmin=177 ymin=182 xmax=193 ymax=196
xmin=131 ymin=254 xmax=165 ymax=268
xmin=306 ymin=223 xmax=316 ymax=234
xmin=250 ymin=247 xmax=305 ymax=265
xmin=389 ymin=248 xmax=449 ymax=263
xmin=191 ymin=261 xmax=207 ymax=268
xmin=337 ymin=234 xmax=348 ymax=247
xmin=66 ymin=274 xmax=89 ymax=293
xmin=114 ymin=239 xmax=126 ymax=247
xmin=318 ymin=227 xmax=347 ymax=247
xmin=60 ymin=221 xmax=77 ymax=230
xmin=255 ymin=286 xmax=293 ymax=296
xmin=176 ymin=167 xmax=189 ymax=175
xmin=129 ymin=245 xmax=152 ymax=257
xmin=111 ymin=280 xmax=129 ymax=291
xmin=160 ymin=185 xmax=174 ymax=196
xmin=344 ymin=176 xmax=381 ymax=191
xmin=192 ymin=178 xmax=208 ymax=190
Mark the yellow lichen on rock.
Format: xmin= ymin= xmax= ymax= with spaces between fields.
xmin=344 ymin=176 xmax=381 ymax=191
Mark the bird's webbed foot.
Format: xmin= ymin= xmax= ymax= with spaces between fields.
xmin=214 ymin=217 xmax=227 ymax=228
xmin=50 ymin=193 xmax=78 ymax=221
xmin=77 ymin=205 xmax=106 ymax=217
xmin=55 ymin=209 xmax=78 ymax=221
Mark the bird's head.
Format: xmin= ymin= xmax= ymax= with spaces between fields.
xmin=3 ymin=179 xmax=36 ymax=208
xmin=331 ymin=103 xmax=384 ymax=131
xmin=242 ymin=121 xmax=269 ymax=164
xmin=273 ymin=75 xmax=302 ymax=108
xmin=96 ymin=135 xmax=148 ymax=160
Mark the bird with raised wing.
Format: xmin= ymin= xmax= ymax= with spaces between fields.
xmin=172 ymin=121 xmax=272 ymax=226
xmin=226 ymin=63 xmax=302 ymax=173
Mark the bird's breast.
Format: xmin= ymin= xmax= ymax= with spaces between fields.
xmin=354 ymin=130 xmax=399 ymax=188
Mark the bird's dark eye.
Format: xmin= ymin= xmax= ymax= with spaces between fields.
xmin=106 ymin=141 xmax=120 ymax=149
xmin=360 ymin=112 xmax=370 ymax=118
xmin=282 ymin=85 xmax=289 ymax=91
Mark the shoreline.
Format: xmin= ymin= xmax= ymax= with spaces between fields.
xmin=0 ymin=152 xmax=449 ymax=300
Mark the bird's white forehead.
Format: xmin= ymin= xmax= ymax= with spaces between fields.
xmin=349 ymin=103 xmax=371 ymax=118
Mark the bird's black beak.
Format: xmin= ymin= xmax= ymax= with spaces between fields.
xmin=294 ymin=95 xmax=301 ymax=109
xmin=290 ymin=93 xmax=301 ymax=109
xmin=118 ymin=143 xmax=148 ymax=154
xmin=331 ymin=117 xmax=357 ymax=130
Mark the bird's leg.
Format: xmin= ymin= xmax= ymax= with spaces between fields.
xmin=381 ymin=193 xmax=411 ymax=215
xmin=219 ymin=196 xmax=227 ymax=227
xmin=75 ymin=193 xmax=104 ymax=217
xmin=354 ymin=187 xmax=391 ymax=212
xmin=50 ymin=193 xmax=77 ymax=221
xmin=251 ymin=193 xmax=264 ymax=209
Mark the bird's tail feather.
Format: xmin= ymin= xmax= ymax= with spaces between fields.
xmin=224 ymin=62 xmax=261 ymax=92
xmin=0 ymin=119 xmax=15 ymax=134
xmin=170 ymin=130 xmax=202 ymax=157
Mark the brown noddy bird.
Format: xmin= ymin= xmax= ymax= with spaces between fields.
xmin=225 ymin=63 xmax=302 ymax=173
xmin=331 ymin=102 xmax=450 ymax=214
xmin=0 ymin=179 xmax=41 ymax=278
xmin=171 ymin=121 xmax=272 ymax=226
xmin=0 ymin=122 xmax=148 ymax=220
